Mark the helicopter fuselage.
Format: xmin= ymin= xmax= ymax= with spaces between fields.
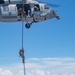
xmin=0 ymin=2 xmax=60 ymax=22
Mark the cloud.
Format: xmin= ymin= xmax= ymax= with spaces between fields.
xmin=0 ymin=68 xmax=13 ymax=75
xmin=0 ymin=58 xmax=75 ymax=75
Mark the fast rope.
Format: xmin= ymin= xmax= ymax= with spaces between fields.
xmin=19 ymin=3 xmax=26 ymax=75
xmin=22 ymin=9 xmax=26 ymax=75
xmin=19 ymin=21 xmax=26 ymax=75
xmin=22 ymin=18 xmax=24 ymax=49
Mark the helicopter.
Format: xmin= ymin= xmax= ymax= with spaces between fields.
xmin=0 ymin=0 xmax=60 ymax=28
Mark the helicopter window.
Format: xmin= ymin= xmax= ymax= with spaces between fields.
xmin=34 ymin=4 xmax=40 ymax=11
xmin=3 ymin=5 xmax=9 ymax=11
xmin=44 ymin=5 xmax=49 ymax=9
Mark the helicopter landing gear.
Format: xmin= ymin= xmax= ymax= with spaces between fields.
xmin=25 ymin=21 xmax=35 ymax=29
xmin=25 ymin=23 xmax=31 ymax=29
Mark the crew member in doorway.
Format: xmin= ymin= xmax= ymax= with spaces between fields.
xmin=17 ymin=4 xmax=23 ymax=20
xmin=24 ymin=4 xmax=31 ymax=16
xmin=28 ymin=8 xmax=31 ymax=16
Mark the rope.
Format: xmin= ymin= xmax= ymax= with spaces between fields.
xmin=18 ymin=3 xmax=26 ymax=75
xmin=21 ymin=3 xmax=24 ymax=49
xmin=23 ymin=62 xmax=26 ymax=75
xmin=22 ymin=20 xmax=24 ymax=49
xmin=21 ymin=20 xmax=26 ymax=75
xmin=22 ymin=4 xmax=26 ymax=75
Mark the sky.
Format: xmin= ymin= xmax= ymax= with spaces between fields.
xmin=0 ymin=0 xmax=75 ymax=75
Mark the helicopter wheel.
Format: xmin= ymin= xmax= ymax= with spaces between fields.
xmin=25 ymin=23 xmax=31 ymax=29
